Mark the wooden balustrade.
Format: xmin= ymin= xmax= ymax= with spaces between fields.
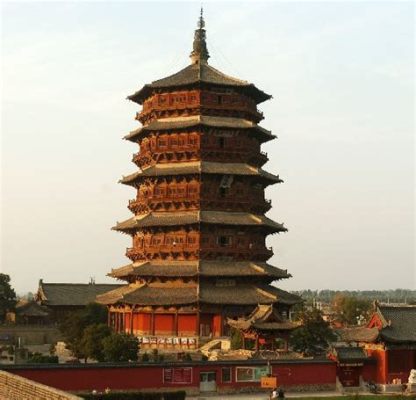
xmin=137 ymin=101 xmax=263 ymax=123
xmin=126 ymin=245 xmax=272 ymax=261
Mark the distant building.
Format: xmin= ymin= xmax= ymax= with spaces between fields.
xmin=15 ymin=300 xmax=50 ymax=325
xmin=36 ymin=280 xmax=123 ymax=321
xmin=336 ymin=303 xmax=416 ymax=385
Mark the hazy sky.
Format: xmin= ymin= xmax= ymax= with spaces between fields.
xmin=1 ymin=1 xmax=414 ymax=295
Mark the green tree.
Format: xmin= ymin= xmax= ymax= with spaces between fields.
xmin=59 ymin=302 xmax=108 ymax=360
xmin=27 ymin=353 xmax=59 ymax=364
xmin=332 ymin=294 xmax=372 ymax=325
xmin=230 ymin=328 xmax=244 ymax=350
xmin=81 ymin=323 xmax=112 ymax=362
xmin=0 ymin=274 xmax=17 ymax=323
xmin=289 ymin=308 xmax=336 ymax=357
xmin=102 ymin=332 xmax=139 ymax=362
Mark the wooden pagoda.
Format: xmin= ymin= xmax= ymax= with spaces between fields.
xmin=97 ymin=11 xmax=300 ymax=350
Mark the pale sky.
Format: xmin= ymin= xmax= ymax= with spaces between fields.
xmin=1 ymin=1 xmax=415 ymax=295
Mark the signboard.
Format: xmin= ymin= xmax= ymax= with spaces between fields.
xmin=236 ymin=366 xmax=270 ymax=382
xmin=163 ymin=367 xmax=193 ymax=384
xmin=261 ymin=376 xmax=277 ymax=388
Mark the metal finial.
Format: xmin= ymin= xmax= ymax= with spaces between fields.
xmin=190 ymin=7 xmax=209 ymax=64
xmin=198 ymin=7 xmax=205 ymax=29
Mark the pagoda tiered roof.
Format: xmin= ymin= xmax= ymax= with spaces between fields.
xmin=108 ymin=260 xmax=291 ymax=280
xmin=113 ymin=211 xmax=287 ymax=233
xmin=120 ymin=161 xmax=282 ymax=186
xmin=124 ymin=115 xmax=275 ymax=143
xmin=96 ymin=282 xmax=300 ymax=307
xmin=128 ymin=63 xmax=271 ymax=105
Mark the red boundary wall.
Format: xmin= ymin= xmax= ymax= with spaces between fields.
xmin=2 ymin=359 xmax=337 ymax=394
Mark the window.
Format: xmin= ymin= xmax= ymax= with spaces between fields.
xmin=188 ymin=237 xmax=196 ymax=244
xmin=222 ymin=368 xmax=232 ymax=383
xmin=188 ymin=186 xmax=198 ymax=194
xmin=158 ymin=139 xmax=167 ymax=147
xmin=219 ymin=187 xmax=228 ymax=197
xmin=217 ymin=236 xmax=232 ymax=247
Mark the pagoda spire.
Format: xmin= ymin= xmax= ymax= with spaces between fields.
xmin=190 ymin=8 xmax=210 ymax=65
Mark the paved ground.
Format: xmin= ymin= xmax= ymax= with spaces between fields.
xmin=188 ymin=391 xmax=344 ymax=400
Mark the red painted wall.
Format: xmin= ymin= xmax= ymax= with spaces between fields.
xmin=366 ymin=348 xmax=387 ymax=383
xmin=155 ymin=315 xmax=174 ymax=334
xmin=177 ymin=315 xmax=197 ymax=335
xmin=3 ymin=361 xmax=336 ymax=393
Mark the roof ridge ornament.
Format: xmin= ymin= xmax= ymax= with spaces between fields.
xmin=190 ymin=7 xmax=210 ymax=65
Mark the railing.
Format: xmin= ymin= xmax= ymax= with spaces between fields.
xmin=126 ymin=246 xmax=199 ymax=259
xmin=137 ymin=102 xmax=263 ymax=121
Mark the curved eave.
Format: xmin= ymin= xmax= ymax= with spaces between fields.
xmin=124 ymin=117 xmax=275 ymax=144
xmin=120 ymin=162 xmax=282 ymax=187
xmin=108 ymin=261 xmax=291 ymax=281
xmin=128 ymin=82 xmax=271 ymax=106
xmin=112 ymin=211 xmax=287 ymax=235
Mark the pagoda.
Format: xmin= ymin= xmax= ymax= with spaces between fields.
xmin=97 ymin=11 xmax=300 ymax=350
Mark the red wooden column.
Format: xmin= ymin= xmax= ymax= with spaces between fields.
xmin=130 ymin=309 xmax=134 ymax=334
xmin=174 ymin=310 xmax=178 ymax=336
xmin=151 ymin=309 xmax=155 ymax=336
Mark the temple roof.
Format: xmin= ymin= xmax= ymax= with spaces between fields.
xmin=376 ymin=305 xmax=416 ymax=343
xmin=96 ymin=282 xmax=301 ymax=307
xmin=113 ymin=211 xmax=286 ymax=233
xmin=16 ymin=300 xmax=49 ymax=317
xmin=120 ymin=161 xmax=282 ymax=186
xmin=127 ymin=12 xmax=271 ymax=105
xmin=334 ymin=347 xmax=368 ymax=363
xmin=108 ymin=260 xmax=291 ymax=280
xmin=336 ymin=327 xmax=379 ymax=343
xmin=128 ymin=63 xmax=271 ymax=105
xmin=97 ymin=283 xmax=198 ymax=306
xmin=37 ymin=280 xmax=124 ymax=307
xmin=124 ymin=116 xmax=275 ymax=143
xmin=227 ymin=304 xmax=301 ymax=331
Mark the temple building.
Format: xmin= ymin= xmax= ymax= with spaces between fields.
xmin=97 ymin=11 xmax=300 ymax=350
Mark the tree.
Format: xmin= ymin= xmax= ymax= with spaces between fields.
xmin=102 ymin=332 xmax=139 ymax=362
xmin=332 ymin=294 xmax=372 ymax=325
xmin=81 ymin=323 xmax=112 ymax=362
xmin=27 ymin=353 xmax=59 ymax=364
xmin=230 ymin=328 xmax=243 ymax=350
xmin=58 ymin=302 xmax=108 ymax=360
xmin=289 ymin=308 xmax=336 ymax=357
xmin=0 ymin=274 xmax=17 ymax=323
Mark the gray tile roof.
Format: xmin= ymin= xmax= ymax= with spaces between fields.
xmin=335 ymin=347 xmax=368 ymax=362
xmin=37 ymin=282 xmax=124 ymax=307
xmin=109 ymin=260 xmax=291 ymax=280
xmin=378 ymin=305 xmax=416 ymax=343
xmin=113 ymin=211 xmax=286 ymax=234
xmin=96 ymin=283 xmax=197 ymax=306
xmin=336 ymin=327 xmax=379 ymax=343
xmin=96 ymin=282 xmax=300 ymax=307
xmin=127 ymin=63 xmax=271 ymax=105
xmin=124 ymin=115 xmax=274 ymax=143
xmin=120 ymin=161 xmax=282 ymax=186
xmin=227 ymin=304 xmax=300 ymax=331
